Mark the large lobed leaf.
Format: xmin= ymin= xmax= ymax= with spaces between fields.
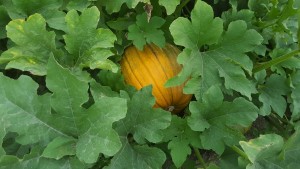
xmin=258 ymin=74 xmax=289 ymax=117
xmin=0 ymin=6 xmax=10 ymax=39
xmin=75 ymin=95 xmax=127 ymax=163
xmin=46 ymin=56 xmax=89 ymax=136
xmin=239 ymin=129 xmax=300 ymax=168
xmin=158 ymin=0 xmax=180 ymax=15
xmin=0 ymin=6 xmax=118 ymax=75
xmin=0 ymin=151 xmax=89 ymax=169
xmin=1 ymin=0 xmax=66 ymax=31
xmin=105 ymin=86 xmax=171 ymax=169
xmin=114 ymin=86 xmax=171 ymax=144
xmin=167 ymin=0 xmax=263 ymax=100
xmin=46 ymin=56 xmax=127 ymax=163
xmin=63 ymin=7 xmax=118 ymax=72
xmin=291 ymin=70 xmax=300 ymax=120
xmin=0 ymin=14 xmax=60 ymax=75
xmin=100 ymin=0 xmax=150 ymax=14
xmin=0 ymin=55 xmax=128 ymax=166
xmin=188 ymin=86 xmax=259 ymax=154
xmin=163 ymin=116 xmax=202 ymax=168
xmin=0 ymin=74 xmax=66 ymax=145
xmin=105 ymin=138 xmax=166 ymax=169
xmin=127 ymin=13 xmax=165 ymax=50
xmin=240 ymin=134 xmax=284 ymax=164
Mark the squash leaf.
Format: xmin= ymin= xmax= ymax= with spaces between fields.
xmin=238 ymin=131 xmax=300 ymax=168
xmin=75 ymin=95 xmax=127 ymax=163
xmin=0 ymin=74 xmax=65 ymax=145
xmin=258 ymin=74 xmax=289 ymax=117
xmin=66 ymin=0 xmax=92 ymax=11
xmin=46 ymin=56 xmax=127 ymax=163
xmin=105 ymin=138 xmax=166 ymax=169
xmin=188 ymin=86 xmax=259 ymax=154
xmin=0 ymin=123 xmax=5 ymax=156
xmin=0 ymin=14 xmax=61 ymax=75
xmin=101 ymin=0 xmax=150 ymax=14
xmin=158 ymin=0 xmax=180 ymax=15
xmin=128 ymin=13 xmax=165 ymax=50
xmin=114 ymin=86 xmax=171 ymax=144
xmin=291 ymin=70 xmax=300 ymax=120
xmin=63 ymin=7 xmax=118 ymax=72
xmin=46 ymin=56 xmax=90 ymax=136
xmin=167 ymin=0 xmax=263 ymax=100
xmin=1 ymin=0 xmax=65 ymax=31
xmin=162 ymin=116 xmax=202 ymax=168
xmin=0 ymin=152 xmax=88 ymax=169
xmin=0 ymin=6 xmax=10 ymax=39
xmin=42 ymin=137 xmax=76 ymax=160
xmin=240 ymin=134 xmax=284 ymax=164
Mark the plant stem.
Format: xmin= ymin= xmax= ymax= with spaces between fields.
xmin=193 ymin=147 xmax=207 ymax=169
xmin=253 ymin=49 xmax=300 ymax=73
xmin=265 ymin=115 xmax=290 ymax=139
xmin=231 ymin=145 xmax=250 ymax=162
xmin=266 ymin=115 xmax=284 ymax=130
xmin=174 ymin=0 xmax=191 ymax=17
xmin=271 ymin=113 xmax=291 ymax=126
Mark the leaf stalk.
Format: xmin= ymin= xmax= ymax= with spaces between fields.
xmin=231 ymin=145 xmax=251 ymax=163
xmin=174 ymin=0 xmax=191 ymax=17
xmin=253 ymin=49 xmax=300 ymax=73
xmin=193 ymin=147 xmax=207 ymax=169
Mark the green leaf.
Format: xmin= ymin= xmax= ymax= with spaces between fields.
xmin=221 ymin=8 xmax=254 ymax=28
xmin=168 ymin=0 xmax=263 ymax=100
xmin=63 ymin=7 xmax=118 ymax=72
xmin=66 ymin=0 xmax=91 ymax=11
xmin=279 ymin=128 xmax=300 ymax=167
xmin=0 ymin=154 xmax=87 ymax=169
xmin=127 ymin=13 xmax=165 ymax=50
xmin=97 ymin=70 xmax=127 ymax=92
xmin=42 ymin=9 xmax=66 ymax=31
xmin=163 ymin=116 xmax=201 ymax=168
xmin=159 ymin=0 xmax=180 ymax=15
xmin=0 ymin=14 xmax=60 ymax=75
xmin=105 ymin=138 xmax=166 ymax=169
xmin=46 ymin=56 xmax=89 ymax=135
xmin=248 ymin=0 xmax=269 ymax=18
xmin=241 ymin=129 xmax=300 ymax=168
xmin=291 ymin=70 xmax=300 ymax=119
xmin=101 ymin=0 xmax=150 ymax=14
xmin=0 ymin=6 xmax=10 ymax=39
xmin=207 ymin=163 xmax=220 ymax=169
xmin=106 ymin=17 xmax=135 ymax=31
xmin=2 ymin=0 xmax=62 ymax=19
xmin=188 ymin=86 xmax=259 ymax=154
xmin=114 ymin=86 xmax=171 ymax=144
xmin=219 ymin=149 xmax=243 ymax=169
xmin=0 ymin=74 xmax=66 ymax=146
xmin=42 ymin=136 xmax=76 ymax=160
xmin=170 ymin=0 xmax=223 ymax=49
xmin=258 ymin=74 xmax=289 ymax=116
xmin=0 ymin=123 xmax=5 ymax=156
xmin=240 ymin=134 xmax=284 ymax=163
xmin=46 ymin=56 xmax=127 ymax=163
xmin=76 ymin=95 xmax=127 ymax=163
xmin=2 ymin=0 xmax=65 ymax=30
xmin=90 ymin=81 xmax=120 ymax=98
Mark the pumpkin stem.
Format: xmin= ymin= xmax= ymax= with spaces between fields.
xmin=167 ymin=106 xmax=175 ymax=112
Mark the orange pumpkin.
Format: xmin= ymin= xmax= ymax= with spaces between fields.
xmin=120 ymin=43 xmax=192 ymax=113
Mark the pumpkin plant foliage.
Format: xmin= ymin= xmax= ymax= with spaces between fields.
xmin=0 ymin=0 xmax=300 ymax=168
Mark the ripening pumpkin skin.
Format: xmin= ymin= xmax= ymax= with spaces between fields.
xmin=120 ymin=43 xmax=192 ymax=113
